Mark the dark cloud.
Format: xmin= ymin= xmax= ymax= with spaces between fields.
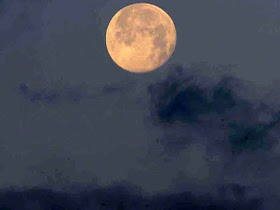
xmin=148 ymin=65 xmax=242 ymax=124
xmin=148 ymin=63 xmax=280 ymax=154
xmin=143 ymin=63 xmax=280 ymax=209
xmin=228 ymin=119 xmax=279 ymax=153
xmin=0 ymin=184 xmax=263 ymax=210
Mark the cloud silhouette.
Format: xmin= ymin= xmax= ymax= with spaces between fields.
xmin=0 ymin=184 xmax=263 ymax=210
xmin=148 ymin=63 xmax=279 ymax=154
xmin=143 ymin=63 xmax=280 ymax=209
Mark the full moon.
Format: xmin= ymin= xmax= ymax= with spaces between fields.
xmin=106 ymin=3 xmax=177 ymax=73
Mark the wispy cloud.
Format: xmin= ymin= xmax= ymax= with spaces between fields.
xmin=18 ymin=80 xmax=136 ymax=104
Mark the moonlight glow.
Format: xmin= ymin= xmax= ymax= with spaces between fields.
xmin=106 ymin=3 xmax=177 ymax=73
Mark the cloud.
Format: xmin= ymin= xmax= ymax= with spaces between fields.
xmin=0 ymin=184 xmax=264 ymax=210
xmin=148 ymin=62 xmax=279 ymax=154
xmin=8 ymin=61 xmax=279 ymax=209
xmin=18 ymin=82 xmax=85 ymax=104
xmin=146 ymin=62 xmax=280 ymax=209
xmin=19 ymin=83 xmax=61 ymax=104
xmin=17 ymin=80 xmax=136 ymax=104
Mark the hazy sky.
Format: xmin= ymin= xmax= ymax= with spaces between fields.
xmin=1 ymin=0 xmax=280 ymax=209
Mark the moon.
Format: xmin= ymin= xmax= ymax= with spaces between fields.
xmin=106 ymin=3 xmax=177 ymax=73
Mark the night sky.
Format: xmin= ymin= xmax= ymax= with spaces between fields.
xmin=1 ymin=0 xmax=280 ymax=209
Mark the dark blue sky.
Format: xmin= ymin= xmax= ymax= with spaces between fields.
xmin=0 ymin=0 xmax=280 ymax=209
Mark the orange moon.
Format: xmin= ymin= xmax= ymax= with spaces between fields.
xmin=106 ymin=3 xmax=177 ymax=73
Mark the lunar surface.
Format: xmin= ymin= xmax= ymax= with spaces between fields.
xmin=106 ymin=3 xmax=177 ymax=73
